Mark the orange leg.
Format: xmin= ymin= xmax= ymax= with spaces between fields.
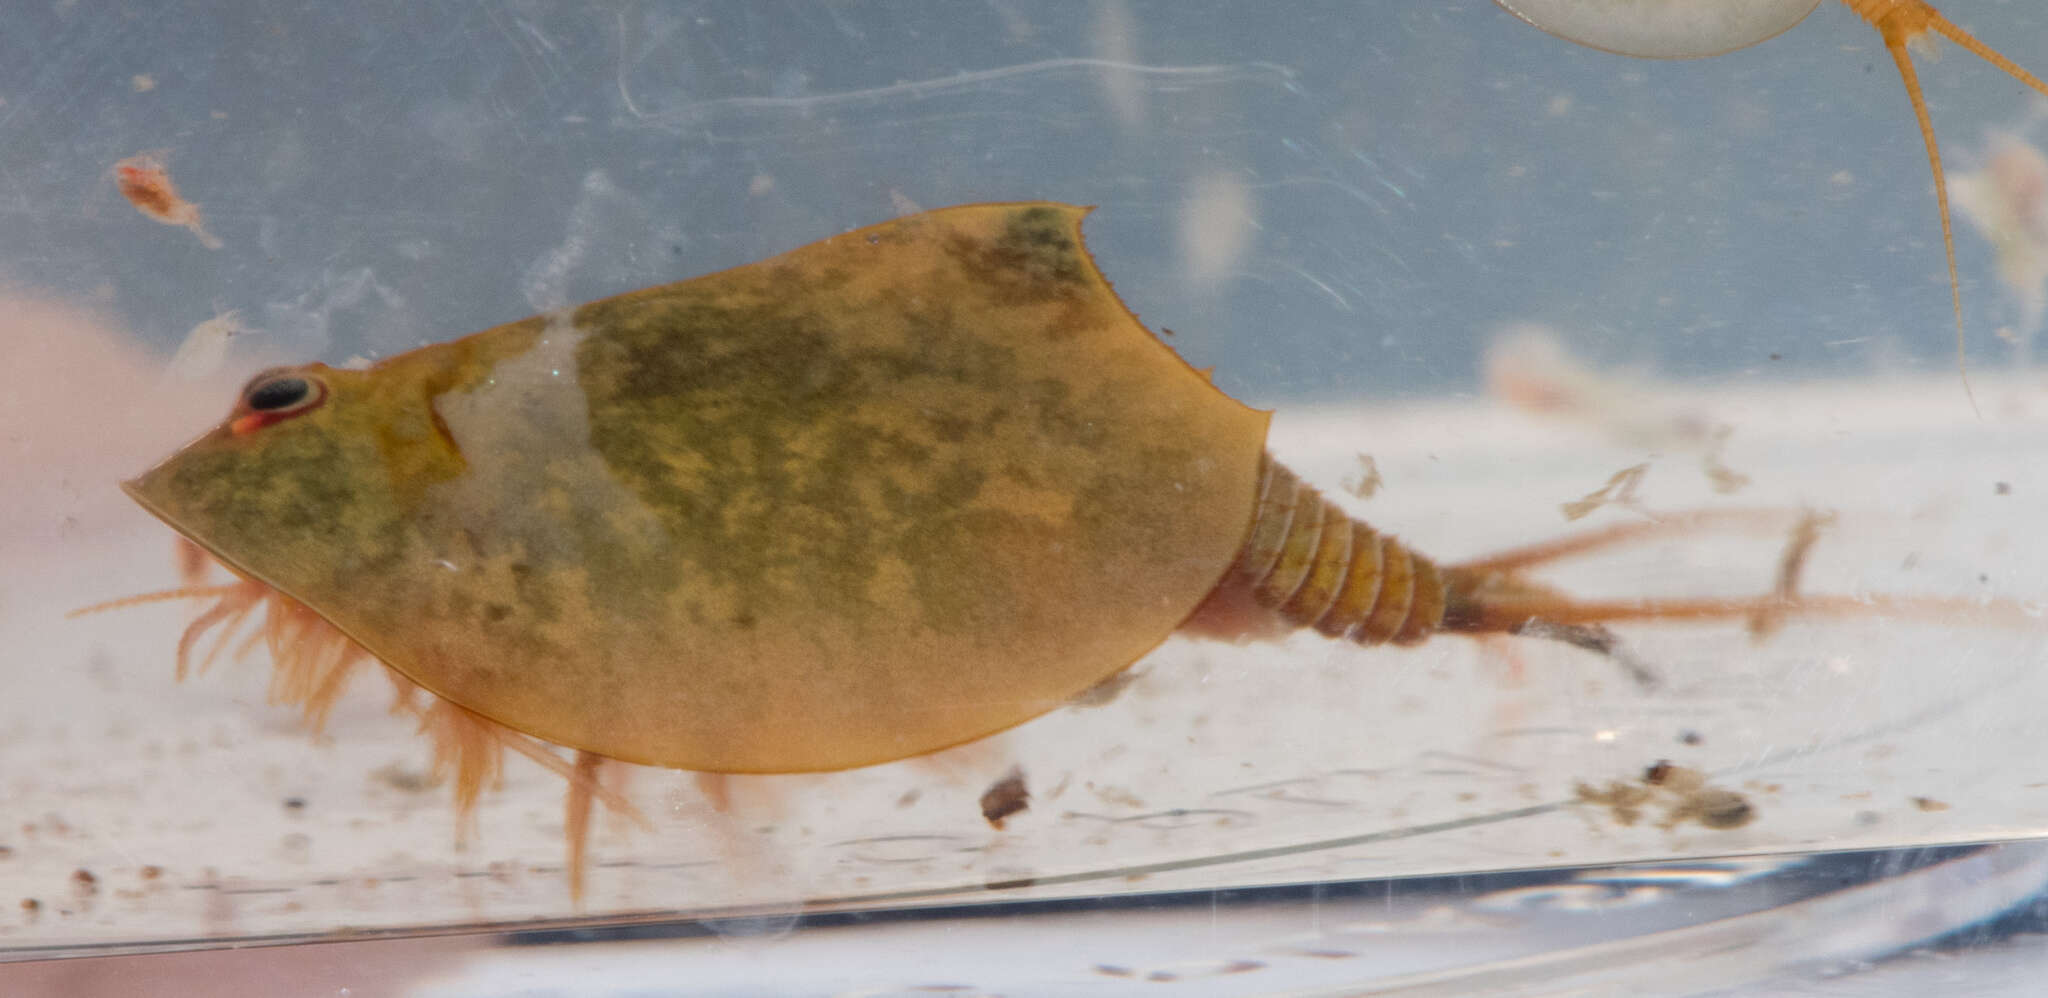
xmin=1449 ymin=508 xmax=1796 ymax=576
xmin=1440 ymin=507 xmax=2029 ymax=644
xmin=565 ymin=750 xmax=602 ymax=905
xmin=1842 ymin=0 xmax=2048 ymax=404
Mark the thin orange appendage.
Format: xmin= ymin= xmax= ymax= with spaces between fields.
xmin=1877 ymin=26 xmax=1978 ymax=414
xmin=1918 ymin=8 xmax=2048 ymax=101
xmin=176 ymin=585 xmax=263 ymax=680
xmin=1451 ymin=508 xmax=1795 ymax=576
xmin=1447 ymin=590 xmax=2025 ymax=636
xmin=175 ymin=537 xmax=211 ymax=588
xmin=566 ymin=750 xmax=601 ymax=905
xmin=694 ymin=771 xmax=733 ymax=813
xmin=1852 ymin=1 xmax=2048 ymax=410
xmin=410 ymin=689 xmax=649 ymax=842
xmin=67 ymin=583 xmax=250 ymax=616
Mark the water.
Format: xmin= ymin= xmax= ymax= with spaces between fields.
xmin=7 ymin=3 xmax=2048 ymax=994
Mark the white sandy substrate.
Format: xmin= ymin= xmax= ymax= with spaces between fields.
xmin=5 ymin=372 xmax=2048 ymax=955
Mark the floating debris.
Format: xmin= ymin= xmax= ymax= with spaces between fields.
xmin=1577 ymin=760 xmax=1756 ymax=831
xmin=1748 ymin=509 xmax=1835 ymax=640
xmin=981 ymin=767 xmax=1031 ymax=830
xmin=1561 ymin=463 xmax=1648 ymax=521
xmin=1342 ymin=453 xmax=1384 ymax=499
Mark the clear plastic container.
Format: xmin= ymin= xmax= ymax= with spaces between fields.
xmin=7 ymin=3 xmax=2048 ymax=994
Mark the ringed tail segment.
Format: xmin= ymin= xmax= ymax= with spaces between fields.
xmin=1214 ymin=454 xmax=1449 ymax=646
xmin=1844 ymin=0 xmax=2048 ymax=410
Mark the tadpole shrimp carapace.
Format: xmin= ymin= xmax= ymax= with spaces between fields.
xmin=1495 ymin=0 xmax=2048 ymax=399
xmin=86 ymin=203 xmax=2027 ymax=901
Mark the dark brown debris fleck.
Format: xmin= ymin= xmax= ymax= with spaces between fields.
xmin=981 ymin=767 xmax=1030 ymax=830
xmin=1911 ymin=796 xmax=1951 ymax=812
xmin=71 ymin=869 xmax=97 ymax=894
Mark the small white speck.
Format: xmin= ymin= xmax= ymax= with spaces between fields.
xmin=1594 ymin=729 xmax=1617 ymax=743
xmin=437 ymin=559 xmax=458 ymax=572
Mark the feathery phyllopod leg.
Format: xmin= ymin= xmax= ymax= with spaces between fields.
xmin=75 ymin=573 xmax=648 ymax=902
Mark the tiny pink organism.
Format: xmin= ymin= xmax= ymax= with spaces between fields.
xmin=1953 ymin=133 xmax=2048 ymax=363
xmin=113 ymin=152 xmax=222 ymax=250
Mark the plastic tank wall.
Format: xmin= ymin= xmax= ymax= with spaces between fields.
xmin=6 ymin=2 xmax=2048 ymax=993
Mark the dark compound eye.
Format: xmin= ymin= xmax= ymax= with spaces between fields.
xmin=229 ymin=371 xmax=328 ymax=435
xmin=247 ymin=376 xmax=311 ymax=411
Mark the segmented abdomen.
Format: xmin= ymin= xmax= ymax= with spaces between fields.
xmin=1228 ymin=454 xmax=1446 ymax=645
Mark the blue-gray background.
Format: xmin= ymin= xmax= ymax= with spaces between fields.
xmin=5 ymin=0 xmax=2046 ymax=403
